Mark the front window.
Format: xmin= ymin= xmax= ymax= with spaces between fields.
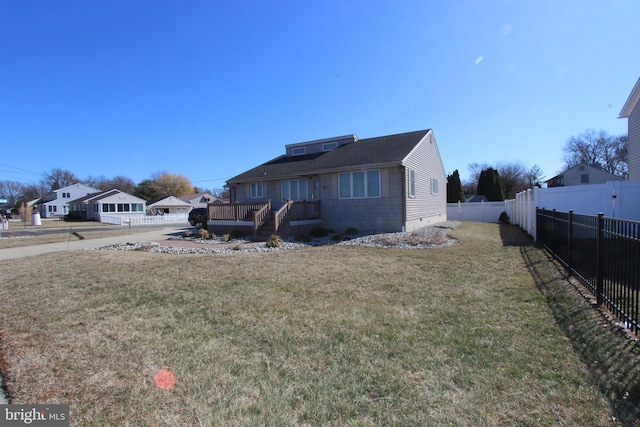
xmin=581 ymin=174 xmax=589 ymax=184
xmin=251 ymin=182 xmax=264 ymax=199
xmin=339 ymin=170 xmax=380 ymax=199
xmin=103 ymin=203 xmax=116 ymax=212
xmin=282 ymin=179 xmax=308 ymax=201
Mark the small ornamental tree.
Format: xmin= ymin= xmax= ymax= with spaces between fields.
xmin=477 ymin=168 xmax=505 ymax=201
xmin=446 ymin=170 xmax=465 ymax=203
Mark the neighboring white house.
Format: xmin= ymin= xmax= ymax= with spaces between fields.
xmin=545 ymin=163 xmax=624 ymax=187
xmin=147 ymin=196 xmax=193 ymax=215
xmin=68 ymin=189 xmax=146 ymax=221
xmin=178 ymin=193 xmax=223 ymax=208
xmin=619 ymin=76 xmax=640 ymax=181
xmin=39 ymin=183 xmax=100 ymax=218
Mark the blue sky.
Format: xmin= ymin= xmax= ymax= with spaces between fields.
xmin=1 ymin=0 xmax=639 ymax=191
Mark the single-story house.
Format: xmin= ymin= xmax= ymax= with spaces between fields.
xmin=178 ymin=193 xmax=224 ymax=208
xmin=619 ymin=76 xmax=640 ymax=181
xmin=147 ymin=196 xmax=193 ymax=215
xmin=38 ymin=183 xmax=100 ymax=218
xmin=210 ymin=129 xmax=447 ymax=239
xmin=545 ymin=163 xmax=625 ymax=187
xmin=68 ymin=189 xmax=146 ymax=221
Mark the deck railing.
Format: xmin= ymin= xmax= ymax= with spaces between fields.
xmin=208 ymin=200 xmax=321 ymax=237
xmin=253 ymin=201 xmax=272 ymax=235
xmin=290 ymin=200 xmax=321 ymax=221
xmin=274 ymin=201 xmax=294 ymax=232
xmin=209 ymin=202 xmax=268 ymax=221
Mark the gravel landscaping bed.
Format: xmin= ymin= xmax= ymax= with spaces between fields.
xmin=83 ymin=221 xmax=460 ymax=254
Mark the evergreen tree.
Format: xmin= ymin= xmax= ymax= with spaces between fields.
xmin=477 ymin=168 xmax=505 ymax=201
xmin=134 ymin=179 xmax=160 ymax=201
xmin=446 ymin=170 xmax=465 ymax=203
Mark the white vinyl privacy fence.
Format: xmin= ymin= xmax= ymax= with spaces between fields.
xmin=507 ymin=180 xmax=640 ymax=240
xmin=99 ymin=213 xmax=188 ymax=226
xmin=447 ymin=181 xmax=640 ymax=241
xmin=447 ymin=200 xmax=509 ymax=223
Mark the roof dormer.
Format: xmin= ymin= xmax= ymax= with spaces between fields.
xmin=285 ymin=134 xmax=358 ymax=156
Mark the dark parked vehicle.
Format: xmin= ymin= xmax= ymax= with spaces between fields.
xmin=188 ymin=208 xmax=208 ymax=226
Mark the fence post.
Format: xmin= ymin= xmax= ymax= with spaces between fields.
xmin=596 ymin=212 xmax=604 ymax=306
xmin=551 ymin=209 xmax=556 ymax=256
xmin=537 ymin=208 xmax=543 ymax=244
xmin=567 ymin=210 xmax=573 ymax=276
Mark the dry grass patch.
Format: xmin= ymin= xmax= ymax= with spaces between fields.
xmin=0 ymin=222 xmax=634 ymax=426
xmin=0 ymin=229 xmax=148 ymax=249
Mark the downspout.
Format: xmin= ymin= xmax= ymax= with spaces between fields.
xmin=401 ymin=166 xmax=406 ymax=232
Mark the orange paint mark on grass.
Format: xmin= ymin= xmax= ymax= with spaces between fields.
xmin=154 ymin=368 xmax=176 ymax=390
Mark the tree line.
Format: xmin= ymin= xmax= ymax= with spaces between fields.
xmin=0 ymin=169 xmax=226 ymax=210
xmin=447 ymin=129 xmax=628 ymax=202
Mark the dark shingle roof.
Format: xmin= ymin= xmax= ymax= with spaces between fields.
xmin=228 ymin=129 xmax=430 ymax=183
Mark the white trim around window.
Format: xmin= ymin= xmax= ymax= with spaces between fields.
xmin=281 ymin=179 xmax=308 ymax=201
xmin=251 ymin=182 xmax=264 ymax=199
xmin=408 ymin=169 xmax=416 ymax=198
xmin=431 ymin=178 xmax=439 ymax=195
xmin=322 ymin=142 xmax=338 ymax=151
xmin=339 ymin=170 xmax=381 ymax=199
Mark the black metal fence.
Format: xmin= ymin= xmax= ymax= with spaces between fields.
xmin=537 ymin=208 xmax=640 ymax=335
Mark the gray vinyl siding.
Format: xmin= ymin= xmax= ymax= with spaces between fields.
xmin=319 ymin=167 xmax=404 ymax=233
xmin=234 ymin=181 xmax=271 ymax=204
xmin=629 ymin=103 xmax=640 ymax=181
xmin=402 ymin=132 xmax=447 ymax=224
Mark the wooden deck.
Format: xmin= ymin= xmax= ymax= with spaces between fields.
xmin=208 ymin=200 xmax=321 ymax=239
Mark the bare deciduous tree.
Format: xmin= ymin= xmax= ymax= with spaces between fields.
xmin=85 ymin=175 xmax=137 ymax=193
xmin=0 ymin=180 xmax=24 ymax=207
xmin=45 ymin=168 xmax=79 ymax=191
xmin=562 ymin=129 xmax=628 ymax=178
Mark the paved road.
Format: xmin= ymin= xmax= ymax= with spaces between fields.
xmin=0 ymin=225 xmax=190 ymax=261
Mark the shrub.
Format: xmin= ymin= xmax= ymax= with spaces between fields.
xmin=499 ymin=211 xmax=510 ymax=224
xmin=182 ymin=230 xmax=194 ymax=238
xmin=309 ymin=227 xmax=331 ymax=238
xmin=331 ymin=233 xmax=344 ymax=242
xmin=295 ymin=234 xmax=312 ymax=243
xmin=265 ymin=234 xmax=284 ymax=248
xmin=196 ymin=228 xmax=211 ymax=239
xmin=229 ymin=229 xmax=245 ymax=240
xmin=405 ymin=228 xmax=447 ymax=246
xmin=344 ymin=227 xmax=359 ymax=236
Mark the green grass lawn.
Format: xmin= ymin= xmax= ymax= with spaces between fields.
xmin=0 ymin=222 xmax=638 ymax=426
